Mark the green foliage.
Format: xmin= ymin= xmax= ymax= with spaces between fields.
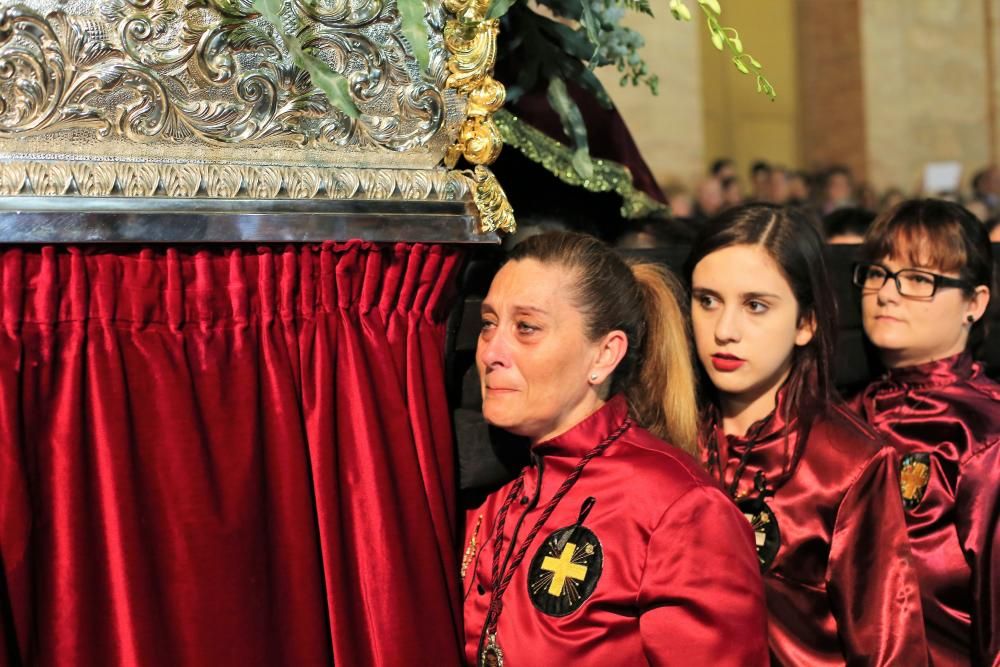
xmin=253 ymin=0 xmax=360 ymax=117
xmin=668 ymin=0 xmax=690 ymax=21
xmin=546 ymin=77 xmax=594 ymax=178
xmin=620 ymin=0 xmax=652 ymax=17
xmin=488 ymin=0 xmax=520 ymax=20
xmin=501 ymin=5 xmax=612 ymax=108
xmin=396 ymin=0 xmax=431 ymax=72
xmin=669 ymin=0 xmax=775 ymax=99
xmin=581 ymin=0 xmax=658 ymax=94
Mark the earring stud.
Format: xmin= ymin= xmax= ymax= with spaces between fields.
xmin=590 ymin=373 xmax=599 ymax=381
xmin=967 ymin=314 xmax=975 ymax=323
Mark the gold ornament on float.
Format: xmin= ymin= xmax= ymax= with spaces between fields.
xmin=441 ymin=0 xmax=515 ymax=234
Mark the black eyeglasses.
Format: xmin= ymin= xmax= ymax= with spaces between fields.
xmin=852 ymin=263 xmax=970 ymax=298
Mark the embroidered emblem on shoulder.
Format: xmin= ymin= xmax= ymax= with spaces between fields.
xmin=737 ymin=496 xmax=781 ymax=572
xmin=900 ymin=453 xmax=931 ymax=509
xmin=527 ymin=525 xmax=603 ymax=616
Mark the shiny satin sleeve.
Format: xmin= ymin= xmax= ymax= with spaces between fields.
xmin=827 ymin=446 xmax=929 ymax=666
xmin=637 ymin=485 xmax=769 ymax=667
xmin=955 ymin=439 xmax=1000 ymax=667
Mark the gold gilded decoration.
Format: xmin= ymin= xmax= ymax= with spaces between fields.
xmin=539 ymin=543 xmax=588 ymax=596
xmin=0 ymin=160 xmax=475 ymax=201
xmin=900 ymin=454 xmax=931 ymax=509
xmin=459 ymin=117 xmax=503 ymax=166
xmin=461 ymin=513 xmax=482 ymax=580
xmin=444 ymin=13 xmax=497 ymax=96
xmin=470 ymin=165 xmax=514 ymax=234
xmin=72 ymin=163 xmax=117 ymax=196
xmin=441 ymin=0 xmax=510 ymax=233
xmin=26 ymin=162 xmax=73 ymax=196
xmin=443 ymin=13 xmax=504 ymax=166
xmin=0 ymin=163 xmax=25 ymax=195
xmin=118 ymin=164 xmax=159 ymax=198
xmin=494 ymin=109 xmax=669 ymax=220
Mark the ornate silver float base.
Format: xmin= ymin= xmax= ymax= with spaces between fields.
xmin=0 ymin=197 xmax=497 ymax=243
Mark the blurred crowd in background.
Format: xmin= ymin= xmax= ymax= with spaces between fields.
xmin=650 ymin=159 xmax=1000 ymax=248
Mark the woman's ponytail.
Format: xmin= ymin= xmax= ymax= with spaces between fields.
xmin=508 ymin=232 xmax=700 ymax=454
xmin=628 ymin=263 xmax=699 ymax=454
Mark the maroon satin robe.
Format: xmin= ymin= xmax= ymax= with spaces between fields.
xmin=701 ymin=391 xmax=928 ymax=666
xmin=854 ymin=353 xmax=1000 ymax=667
xmin=462 ymin=395 xmax=768 ymax=666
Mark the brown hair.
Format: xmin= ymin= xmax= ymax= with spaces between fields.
xmin=861 ymin=199 xmax=993 ymax=288
xmin=507 ymin=232 xmax=700 ymax=453
xmin=683 ymin=204 xmax=838 ymax=441
xmin=860 ymin=198 xmax=995 ymax=348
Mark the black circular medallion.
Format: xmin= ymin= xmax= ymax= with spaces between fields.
xmin=737 ymin=496 xmax=780 ymax=572
xmin=527 ymin=525 xmax=603 ymax=616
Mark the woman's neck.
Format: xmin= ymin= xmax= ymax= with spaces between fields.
xmin=530 ymin=395 xmax=606 ymax=446
xmin=719 ymin=370 xmax=789 ymax=438
xmin=880 ymin=339 xmax=967 ymax=369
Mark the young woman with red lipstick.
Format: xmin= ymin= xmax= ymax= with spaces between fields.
xmin=461 ymin=232 xmax=768 ymax=666
xmin=684 ymin=204 xmax=928 ymax=666
xmin=852 ymin=199 xmax=998 ymax=667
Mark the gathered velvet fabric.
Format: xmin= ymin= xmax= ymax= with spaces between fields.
xmin=462 ymin=395 xmax=769 ymax=667
xmin=854 ymin=352 xmax=1000 ymax=667
xmin=0 ymin=243 xmax=463 ymax=666
xmin=701 ymin=390 xmax=928 ymax=666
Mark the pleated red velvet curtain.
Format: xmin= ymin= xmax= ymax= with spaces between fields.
xmin=0 ymin=242 xmax=463 ymax=666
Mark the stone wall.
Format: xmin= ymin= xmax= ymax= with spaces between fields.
xmin=597 ymin=12 xmax=705 ymax=188
xmin=861 ymin=0 xmax=994 ymax=191
xmin=701 ymin=0 xmax=800 ymax=185
xmin=596 ymin=0 xmax=1000 ymax=192
xmin=796 ymin=0 xmax=867 ymax=180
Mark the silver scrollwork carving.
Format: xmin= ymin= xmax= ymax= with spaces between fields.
xmin=0 ymin=0 xmax=465 ymax=170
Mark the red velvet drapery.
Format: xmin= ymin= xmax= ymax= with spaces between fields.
xmin=0 ymin=242 xmax=463 ymax=666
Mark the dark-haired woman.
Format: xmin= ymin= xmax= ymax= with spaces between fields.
xmin=461 ymin=232 xmax=767 ymax=666
xmin=852 ymin=199 xmax=999 ymax=667
xmin=685 ymin=204 xmax=928 ymax=665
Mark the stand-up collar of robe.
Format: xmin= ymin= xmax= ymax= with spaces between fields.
xmin=861 ymin=352 xmax=1000 ymax=448
xmin=531 ymin=394 xmax=628 ymax=460
xmin=707 ymin=384 xmax=800 ymax=497
xmin=867 ymin=352 xmax=979 ymax=396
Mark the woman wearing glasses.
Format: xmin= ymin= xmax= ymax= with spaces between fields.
xmin=686 ymin=204 xmax=927 ymax=665
xmin=852 ymin=199 xmax=999 ymax=667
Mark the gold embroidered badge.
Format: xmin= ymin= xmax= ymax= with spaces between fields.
xmin=528 ymin=525 xmax=603 ymax=616
xmin=900 ymin=454 xmax=931 ymax=509
xmin=737 ymin=496 xmax=781 ymax=571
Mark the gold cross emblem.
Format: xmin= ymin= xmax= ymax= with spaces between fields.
xmin=901 ymin=461 xmax=930 ymax=502
xmin=540 ymin=542 xmax=588 ymax=596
